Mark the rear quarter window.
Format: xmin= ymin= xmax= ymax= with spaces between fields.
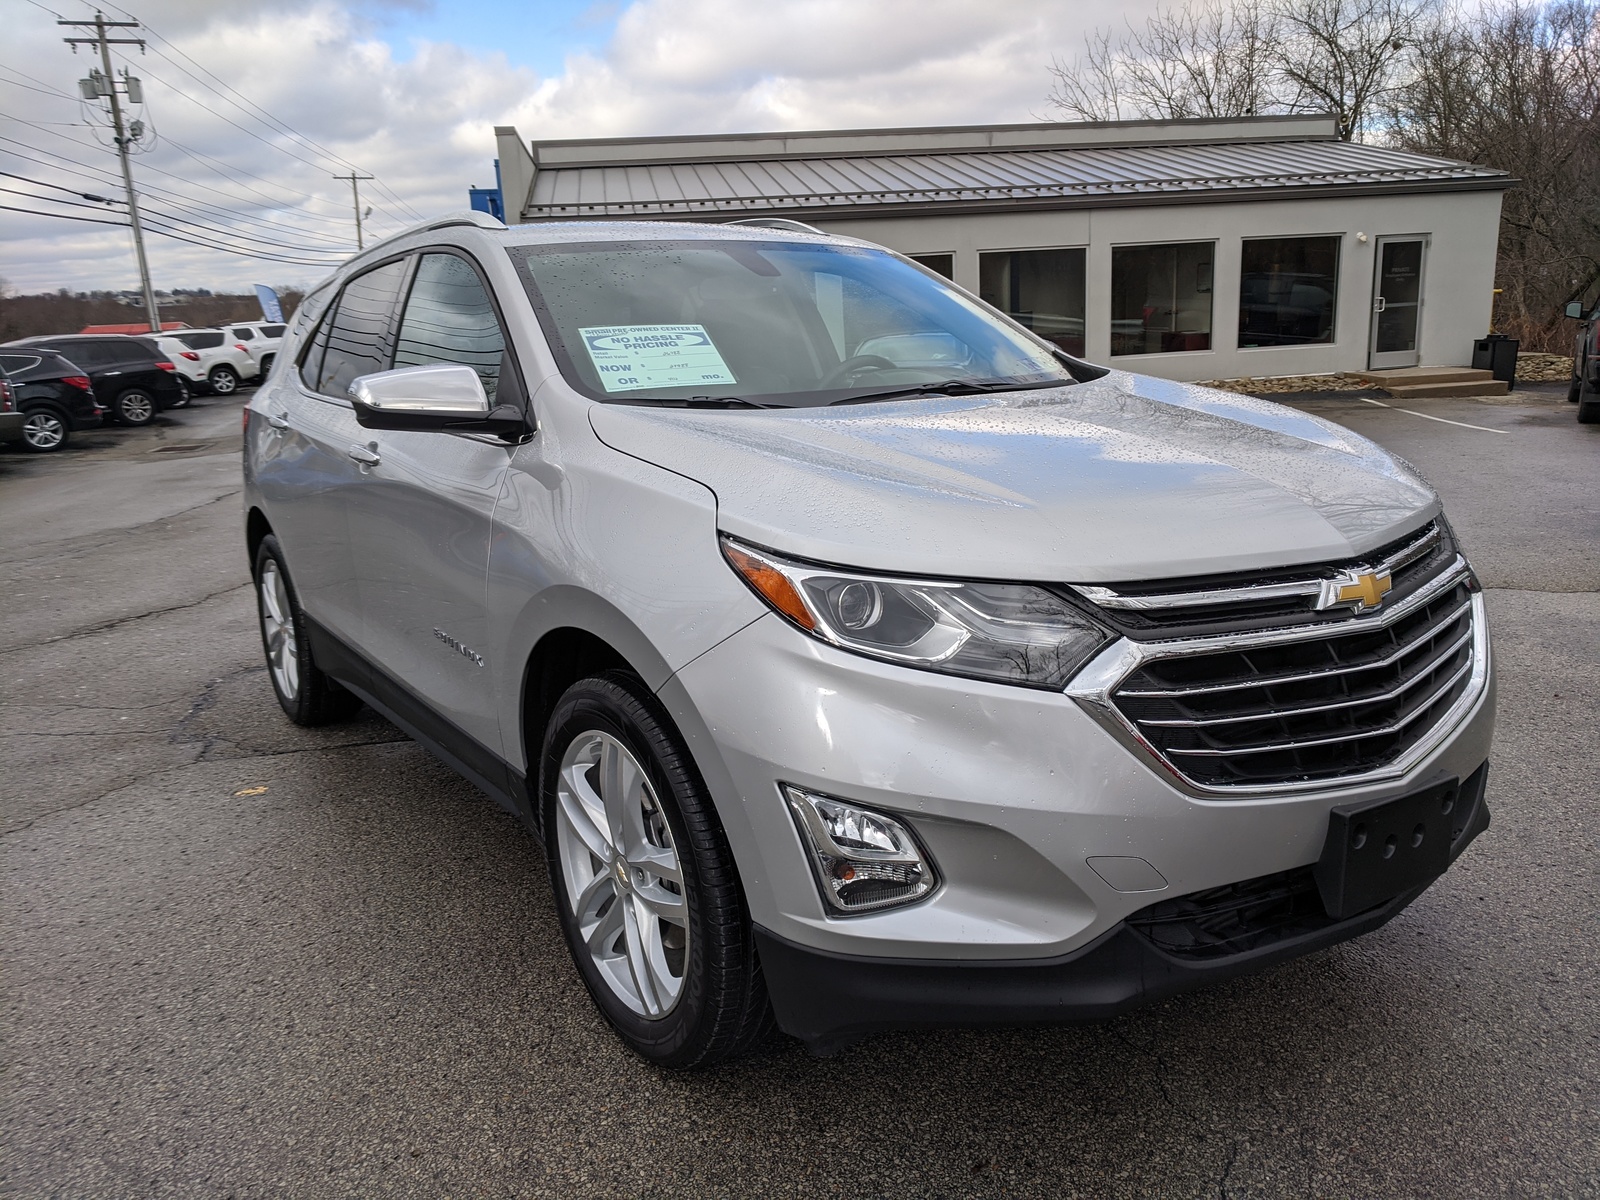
xmin=261 ymin=325 xmax=286 ymax=338
xmin=177 ymin=331 xmax=226 ymax=350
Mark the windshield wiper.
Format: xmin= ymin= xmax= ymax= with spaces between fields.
xmin=828 ymin=378 xmax=1072 ymax=406
xmin=616 ymin=395 xmax=777 ymax=410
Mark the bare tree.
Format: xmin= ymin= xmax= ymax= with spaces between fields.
xmin=1388 ymin=1 xmax=1600 ymax=344
xmin=1048 ymin=0 xmax=1281 ymax=122
xmin=1271 ymin=0 xmax=1431 ymax=139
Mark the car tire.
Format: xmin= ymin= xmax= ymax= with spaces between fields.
xmin=258 ymin=353 xmax=275 ymax=382
xmin=1569 ymin=374 xmax=1583 ymax=403
xmin=170 ymin=378 xmax=192 ymax=408
xmin=208 ymin=365 xmax=240 ymax=396
xmin=542 ymin=672 xmax=772 ymax=1068
xmin=1578 ymin=380 xmax=1600 ymax=424
xmin=20 ymin=405 xmax=70 ymax=452
xmin=112 ymin=388 xmax=157 ymax=427
xmin=253 ymin=534 xmax=364 ymax=725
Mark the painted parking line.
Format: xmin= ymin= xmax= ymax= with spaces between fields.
xmin=1356 ymin=396 xmax=1510 ymax=434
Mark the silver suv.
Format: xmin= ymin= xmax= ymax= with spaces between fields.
xmin=243 ymin=214 xmax=1495 ymax=1066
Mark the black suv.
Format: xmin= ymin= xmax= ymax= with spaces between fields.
xmin=5 ymin=334 xmax=184 ymax=427
xmin=0 ymin=347 xmax=105 ymax=452
xmin=1566 ymin=300 xmax=1599 ymax=424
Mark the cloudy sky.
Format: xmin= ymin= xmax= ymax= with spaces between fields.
xmin=0 ymin=0 xmax=1158 ymax=296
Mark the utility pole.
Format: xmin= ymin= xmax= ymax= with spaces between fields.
xmin=62 ymin=13 xmax=160 ymax=335
xmin=333 ymin=172 xmax=375 ymax=250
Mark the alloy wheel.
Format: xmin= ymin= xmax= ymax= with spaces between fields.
xmin=258 ymin=560 xmax=300 ymax=701
xmin=22 ymin=411 xmax=66 ymax=450
xmin=209 ymin=368 xmax=238 ymax=395
xmin=119 ymin=392 xmax=155 ymax=423
xmin=554 ymin=731 xmax=689 ymax=1019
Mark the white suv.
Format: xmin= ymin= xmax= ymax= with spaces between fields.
xmin=158 ymin=330 xmax=255 ymax=397
xmin=244 ymin=214 xmax=1495 ymax=1066
xmin=223 ymin=321 xmax=286 ymax=381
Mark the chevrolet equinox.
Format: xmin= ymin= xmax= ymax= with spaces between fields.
xmin=243 ymin=213 xmax=1495 ymax=1066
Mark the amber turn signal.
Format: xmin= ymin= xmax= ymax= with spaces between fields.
xmin=722 ymin=540 xmax=817 ymax=631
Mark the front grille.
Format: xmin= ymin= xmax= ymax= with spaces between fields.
xmin=1111 ymin=578 xmax=1477 ymax=787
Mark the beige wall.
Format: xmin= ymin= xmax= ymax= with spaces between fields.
xmin=809 ymin=190 xmax=1504 ymax=381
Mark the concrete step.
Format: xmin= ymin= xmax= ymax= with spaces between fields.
xmin=1382 ymin=380 xmax=1510 ymax=398
xmin=1356 ymin=366 xmax=1498 ymax=387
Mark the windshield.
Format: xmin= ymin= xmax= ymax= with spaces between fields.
xmin=510 ymin=239 xmax=1075 ymax=407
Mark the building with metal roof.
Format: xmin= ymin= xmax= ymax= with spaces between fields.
xmin=492 ymin=116 xmax=1512 ymax=381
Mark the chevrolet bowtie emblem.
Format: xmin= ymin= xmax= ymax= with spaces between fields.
xmin=1319 ymin=569 xmax=1393 ymax=612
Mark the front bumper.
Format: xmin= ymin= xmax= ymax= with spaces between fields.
xmin=757 ymin=764 xmax=1489 ymax=1052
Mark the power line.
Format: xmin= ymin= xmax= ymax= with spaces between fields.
xmin=1 ymin=201 xmax=126 ymax=226
xmin=0 ymin=128 xmax=360 ymax=237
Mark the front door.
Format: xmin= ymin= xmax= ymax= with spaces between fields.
xmin=1369 ymin=237 xmax=1428 ymax=369
xmin=345 ymin=250 xmax=520 ymax=768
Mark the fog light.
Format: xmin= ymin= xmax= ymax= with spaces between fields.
xmin=783 ymin=785 xmax=937 ymax=914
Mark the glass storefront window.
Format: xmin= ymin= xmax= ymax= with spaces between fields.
xmin=1110 ymin=241 xmax=1214 ymax=356
xmin=1239 ymin=236 xmax=1340 ymax=347
xmin=909 ymin=253 xmax=954 ymax=280
xmin=978 ymin=248 xmax=1086 ymax=357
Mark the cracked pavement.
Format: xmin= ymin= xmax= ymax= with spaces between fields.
xmin=2 ymin=387 xmax=1596 ymax=1197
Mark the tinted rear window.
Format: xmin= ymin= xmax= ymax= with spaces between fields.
xmin=261 ymin=325 xmax=286 ymax=338
xmin=177 ymin=331 xmax=226 ymax=350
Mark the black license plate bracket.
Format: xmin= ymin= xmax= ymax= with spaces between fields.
xmin=1314 ymin=778 xmax=1460 ymax=919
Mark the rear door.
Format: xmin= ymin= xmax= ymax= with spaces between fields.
xmin=251 ymin=259 xmax=410 ymax=648
xmin=343 ymin=249 xmax=524 ymax=765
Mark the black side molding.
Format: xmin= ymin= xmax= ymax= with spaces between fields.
xmin=302 ymin=615 xmax=535 ymax=828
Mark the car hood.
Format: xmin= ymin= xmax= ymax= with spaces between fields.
xmin=587 ymin=371 xmax=1439 ymax=582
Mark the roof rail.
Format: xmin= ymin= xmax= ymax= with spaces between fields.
xmin=356 ymin=210 xmax=507 ymax=259
xmin=723 ymin=217 xmax=826 ymax=235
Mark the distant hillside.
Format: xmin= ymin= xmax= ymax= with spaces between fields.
xmin=0 ymin=290 xmax=303 ymax=343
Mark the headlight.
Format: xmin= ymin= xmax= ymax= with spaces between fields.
xmin=721 ymin=536 xmax=1111 ymax=689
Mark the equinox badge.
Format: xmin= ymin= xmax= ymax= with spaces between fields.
xmin=434 ymin=628 xmax=485 ymax=667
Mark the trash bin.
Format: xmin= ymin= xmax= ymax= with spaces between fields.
xmin=1472 ymin=333 xmax=1519 ymax=389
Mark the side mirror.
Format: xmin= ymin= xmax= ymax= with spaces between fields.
xmin=1566 ymin=301 xmax=1586 ymax=319
xmin=348 ymin=363 xmax=527 ymax=440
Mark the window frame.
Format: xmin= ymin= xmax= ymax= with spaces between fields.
xmin=391 ymin=246 xmax=528 ymax=412
xmin=294 ymin=251 xmax=415 ymax=405
xmin=1236 ymin=233 xmax=1343 ymax=351
xmin=976 ymin=244 xmax=1089 ymax=359
xmin=1108 ymin=238 xmax=1218 ymax=358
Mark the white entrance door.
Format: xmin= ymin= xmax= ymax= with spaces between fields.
xmin=1369 ymin=236 xmax=1428 ymax=369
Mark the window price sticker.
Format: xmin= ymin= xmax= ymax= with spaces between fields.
xmin=578 ymin=324 xmax=737 ymax=393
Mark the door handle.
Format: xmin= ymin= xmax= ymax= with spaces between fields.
xmin=347 ymin=442 xmax=381 ymax=467
xmin=1373 ymin=296 xmax=1388 ymax=313
xmin=266 ymin=413 xmax=289 ymax=429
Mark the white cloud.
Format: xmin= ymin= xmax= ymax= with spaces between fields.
xmin=0 ymin=0 xmax=1151 ymax=296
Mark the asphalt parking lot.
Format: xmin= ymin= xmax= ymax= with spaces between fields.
xmin=2 ymin=386 xmax=1596 ymax=1198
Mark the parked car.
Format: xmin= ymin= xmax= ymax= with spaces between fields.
xmin=157 ymin=329 xmax=256 ymax=398
xmin=0 ymin=368 xmax=24 ymax=447
xmin=4 ymin=334 xmax=183 ymax=427
xmin=1565 ymin=299 xmax=1599 ymax=424
xmin=0 ymin=347 xmax=105 ymax=452
xmin=245 ymin=217 xmax=1494 ymax=1067
xmin=223 ymin=320 xmax=286 ymax=381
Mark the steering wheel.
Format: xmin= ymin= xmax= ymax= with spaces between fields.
xmin=820 ymin=354 xmax=900 ymax=390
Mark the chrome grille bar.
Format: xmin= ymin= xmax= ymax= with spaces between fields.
xmin=1133 ymin=625 xmax=1473 ymax=728
xmin=1076 ymin=522 xmax=1441 ymax=613
xmin=1162 ymin=656 xmax=1475 ymax=757
xmin=1119 ymin=597 xmax=1472 ymax=700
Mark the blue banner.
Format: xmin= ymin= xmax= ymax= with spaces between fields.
xmin=254 ymin=284 xmax=283 ymax=323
